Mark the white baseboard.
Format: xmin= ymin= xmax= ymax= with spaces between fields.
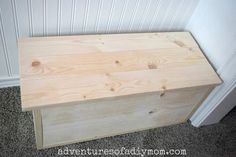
xmin=190 ymin=79 xmax=236 ymax=127
xmin=0 ymin=76 xmax=20 ymax=88
xmin=190 ymin=55 xmax=236 ymax=127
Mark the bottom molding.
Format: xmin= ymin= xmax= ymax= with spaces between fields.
xmin=190 ymin=79 xmax=236 ymax=127
xmin=0 ymin=76 xmax=20 ymax=88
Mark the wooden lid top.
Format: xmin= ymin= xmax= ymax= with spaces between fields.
xmin=19 ymin=32 xmax=221 ymax=110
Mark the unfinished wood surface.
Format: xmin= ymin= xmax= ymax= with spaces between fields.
xmin=18 ymin=32 xmax=221 ymax=110
xmin=41 ymin=85 xmax=212 ymax=148
xmin=32 ymin=110 xmax=43 ymax=149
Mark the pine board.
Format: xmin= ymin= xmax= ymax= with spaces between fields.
xmin=18 ymin=32 xmax=221 ymax=110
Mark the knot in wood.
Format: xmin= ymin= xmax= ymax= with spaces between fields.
xmin=32 ymin=61 xmax=41 ymax=67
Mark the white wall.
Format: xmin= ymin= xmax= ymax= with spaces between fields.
xmin=0 ymin=0 xmax=199 ymax=87
xmin=186 ymin=0 xmax=236 ymax=126
xmin=186 ymin=0 xmax=236 ymax=72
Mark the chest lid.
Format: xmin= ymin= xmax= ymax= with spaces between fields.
xmin=19 ymin=32 xmax=221 ymax=111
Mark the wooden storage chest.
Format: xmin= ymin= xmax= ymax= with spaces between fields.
xmin=18 ymin=32 xmax=221 ymax=149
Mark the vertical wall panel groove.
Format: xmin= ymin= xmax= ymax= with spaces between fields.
xmin=27 ymin=0 xmax=33 ymax=36
xmin=165 ymin=0 xmax=177 ymax=30
xmin=138 ymin=0 xmax=152 ymax=31
xmin=11 ymin=0 xmax=19 ymax=38
xmin=175 ymin=0 xmax=186 ymax=30
xmin=105 ymin=0 xmax=115 ymax=33
xmin=148 ymin=0 xmax=161 ymax=31
xmin=95 ymin=0 xmax=103 ymax=33
xmin=0 ymin=10 xmax=12 ymax=76
xmin=70 ymin=0 xmax=76 ymax=34
xmin=155 ymin=0 xmax=170 ymax=31
xmin=43 ymin=0 xmax=47 ymax=36
xmin=83 ymin=0 xmax=90 ymax=33
xmin=159 ymin=0 xmax=173 ymax=31
xmin=94 ymin=0 xmax=101 ymax=32
xmin=57 ymin=0 xmax=62 ymax=35
xmin=117 ymin=0 xmax=128 ymax=32
xmin=128 ymin=0 xmax=141 ymax=31
xmin=181 ymin=0 xmax=199 ymax=29
xmin=178 ymin=0 xmax=191 ymax=29
xmin=178 ymin=0 xmax=198 ymax=29
xmin=167 ymin=0 xmax=184 ymax=31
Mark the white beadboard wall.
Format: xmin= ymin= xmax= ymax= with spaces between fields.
xmin=0 ymin=0 xmax=199 ymax=87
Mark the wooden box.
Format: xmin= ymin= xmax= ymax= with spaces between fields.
xmin=18 ymin=32 xmax=221 ymax=149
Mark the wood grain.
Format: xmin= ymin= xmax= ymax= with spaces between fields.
xmin=18 ymin=32 xmax=221 ymax=110
xmin=41 ymin=85 xmax=212 ymax=148
xmin=32 ymin=110 xmax=43 ymax=149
